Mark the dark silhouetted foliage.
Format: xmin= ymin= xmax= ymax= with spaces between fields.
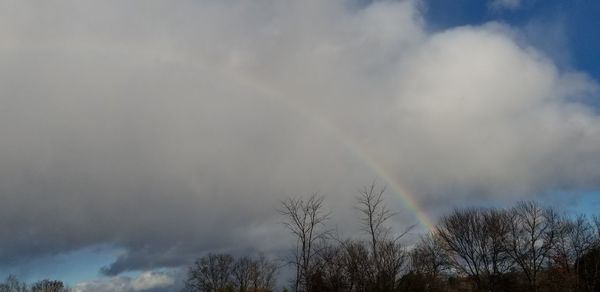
xmin=183 ymin=185 xmax=600 ymax=292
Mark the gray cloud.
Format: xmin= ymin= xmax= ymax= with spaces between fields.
xmin=0 ymin=0 xmax=599 ymax=277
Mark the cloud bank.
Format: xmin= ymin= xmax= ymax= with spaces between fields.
xmin=0 ymin=0 xmax=599 ymax=282
xmin=74 ymin=271 xmax=177 ymax=292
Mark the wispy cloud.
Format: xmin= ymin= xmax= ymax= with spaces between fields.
xmin=489 ymin=0 xmax=524 ymax=10
xmin=74 ymin=271 xmax=177 ymax=292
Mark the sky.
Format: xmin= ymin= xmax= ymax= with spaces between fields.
xmin=0 ymin=0 xmax=599 ymax=291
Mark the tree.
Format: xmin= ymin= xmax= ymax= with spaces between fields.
xmin=250 ymin=254 xmax=278 ymax=292
xmin=356 ymin=183 xmax=410 ymax=291
xmin=506 ymin=201 xmax=558 ymax=292
xmin=306 ymin=243 xmax=350 ymax=292
xmin=577 ymin=247 xmax=600 ymax=292
xmin=357 ymin=183 xmax=394 ymax=268
xmin=279 ymin=193 xmax=330 ymax=292
xmin=481 ymin=208 xmax=513 ymax=288
xmin=30 ymin=280 xmax=67 ymax=292
xmin=436 ymin=208 xmax=488 ymax=291
xmin=547 ymin=214 xmax=595 ymax=290
xmin=0 ymin=275 xmax=27 ymax=292
xmin=232 ymin=255 xmax=277 ymax=292
xmin=575 ymin=215 xmax=600 ymax=292
xmin=435 ymin=207 xmax=513 ymax=292
xmin=411 ymin=234 xmax=448 ymax=291
xmin=595 ymin=216 xmax=600 ymax=241
xmin=233 ymin=257 xmax=253 ymax=292
xmin=339 ymin=239 xmax=373 ymax=292
xmin=186 ymin=253 xmax=235 ymax=292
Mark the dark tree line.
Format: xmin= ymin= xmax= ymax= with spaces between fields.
xmin=185 ymin=184 xmax=600 ymax=292
xmin=417 ymin=201 xmax=600 ymax=292
xmin=0 ymin=276 xmax=68 ymax=292
xmin=275 ymin=184 xmax=412 ymax=292
xmin=184 ymin=253 xmax=278 ymax=292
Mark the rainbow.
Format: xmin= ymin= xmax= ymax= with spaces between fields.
xmin=223 ymin=66 xmax=436 ymax=231
xmin=39 ymin=41 xmax=436 ymax=231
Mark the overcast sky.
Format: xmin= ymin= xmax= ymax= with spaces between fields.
xmin=1 ymin=0 xmax=599 ymax=291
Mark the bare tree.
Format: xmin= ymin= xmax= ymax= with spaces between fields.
xmin=481 ymin=208 xmax=513 ymax=288
xmin=411 ymin=234 xmax=448 ymax=288
xmin=577 ymin=246 xmax=600 ymax=292
xmin=0 ymin=275 xmax=28 ymax=292
xmin=279 ymin=193 xmax=330 ymax=292
xmin=250 ymin=254 xmax=278 ymax=292
xmin=340 ymin=239 xmax=373 ymax=292
xmin=233 ymin=257 xmax=253 ymax=292
xmin=232 ymin=255 xmax=277 ymax=292
xmin=436 ymin=208 xmax=487 ymax=291
xmin=376 ymin=237 xmax=408 ymax=291
xmin=435 ymin=207 xmax=513 ymax=291
xmin=574 ymin=215 xmax=600 ymax=292
xmin=357 ymin=183 xmax=394 ymax=267
xmin=307 ymin=243 xmax=350 ymax=292
xmin=30 ymin=280 xmax=67 ymax=292
xmin=548 ymin=214 xmax=595 ymax=290
xmin=594 ymin=216 xmax=600 ymax=242
xmin=506 ymin=201 xmax=558 ymax=292
xmin=186 ymin=253 xmax=235 ymax=292
xmin=356 ymin=183 xmax=410 ymax=291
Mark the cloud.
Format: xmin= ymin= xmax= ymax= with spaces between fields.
xmin=74 ymin=271 xmax=178 ymax=292
xmin=0 ymin=0 xmax=599 ymax=276
xmin=489 ymin=0 xmax=524 ymax=10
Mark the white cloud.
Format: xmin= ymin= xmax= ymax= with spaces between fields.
xmin=74 ymin=271 xmax=176 ymax=292
xmin=0 ymin=0 xmax=598 ymax=274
